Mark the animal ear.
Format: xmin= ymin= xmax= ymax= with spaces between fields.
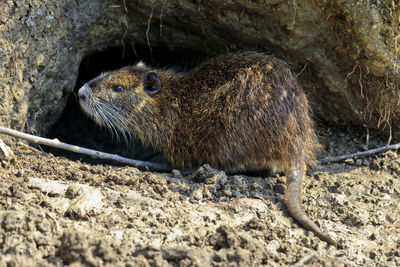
xmin=143 ymin=72 xmax=161 ymax=96
xmin=135 ymin=61 xmax=147 ymax=70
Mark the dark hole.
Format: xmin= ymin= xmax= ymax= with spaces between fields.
xmin=46 ymin=44 xmax=208 ymax=167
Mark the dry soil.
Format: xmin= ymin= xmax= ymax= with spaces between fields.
xmin=0 ymin=128 xmax=399 ymax=266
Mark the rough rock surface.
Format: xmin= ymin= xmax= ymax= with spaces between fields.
xmin=0 ymin=0 xmax=399 ymax=135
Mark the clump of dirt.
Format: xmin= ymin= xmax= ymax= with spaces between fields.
xmin=0 ymin=128 xmax=399 ymax=266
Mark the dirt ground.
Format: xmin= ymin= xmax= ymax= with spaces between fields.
xmin=0 ymin=127 xmax=399 ymax=266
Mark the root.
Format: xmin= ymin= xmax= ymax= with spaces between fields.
xmin=122 ymin=0 xmax=128 ymax=12
xmin=112 ymin=0 xmax=129 ymax=58
xmin=159 ymin=0 xmax=168 ymax=38
xmin=296 ymin=63 xmax=307 ymax=77
xmin=123 ymin=0 xmax=130 ymax=58
xmin=131 ymin=40 xmax=137 ymax=57
xmin=289 ymin=0 xmax=297 ymax=30
xmin=365 ymin=127 xmax=369 ymax=149
xmin=344 ymin=64 xmax=358 ymax=82
xmin=359 ymin=66 xmax=364 ymax=98
xmin=387 ymin=122 xmax=392 ymax=145
xmin=146 ymin=7 xmax=155 ymax=60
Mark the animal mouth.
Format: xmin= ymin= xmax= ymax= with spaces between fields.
xmin=77 ymin=86 xmax=132 ymax=142
xmin=79 ymin=97 xmax=92 ymax=115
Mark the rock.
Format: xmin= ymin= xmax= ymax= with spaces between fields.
xmin=190 ymin=185 xmax=204 ymax=201
xmin=28 ymin=177 xmax=68 ymax=197
xmin=0 ymin=139 xmax=14 ymax=161
xmin=273 ymin=184 xmax=286 ymax=195
xmin=65 ymin=184 xmax=86 ymax=199
xmin=171 ymin=169 xmax=183 ymax=179
xmin=0 ymin=0 xmax=398 ymax=136
xmin=363 ymin=159 xmax=370 ymax=166
xmin=65 ymin=188 xmax=104 ymax=219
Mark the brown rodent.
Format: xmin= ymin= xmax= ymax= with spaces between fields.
xmin=78 ymin=52 xmax=336 ymax=246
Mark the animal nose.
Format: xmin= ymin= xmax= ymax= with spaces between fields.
xmin=78 ymin=85 xmax=91 ymax=102
xmin=78 ymin=90 xmax=87 ymax=102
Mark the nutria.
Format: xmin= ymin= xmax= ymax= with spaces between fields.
xmin=78 ymin=52 xmax=336 ymax=246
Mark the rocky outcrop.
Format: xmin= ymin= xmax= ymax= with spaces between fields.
xmin=0 ymin=0 xmax=399 ymax=136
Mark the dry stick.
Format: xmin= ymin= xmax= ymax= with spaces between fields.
xmin=2 ymin=126 xmax=398 ymax=167
xmin=0 ymin=126 xmax=171 ymax=171
xmin=320 ymin=142 xmax=400 ymax=163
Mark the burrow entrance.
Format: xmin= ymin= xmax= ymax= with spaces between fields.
xmin=46 ymin=45 xmax=208 ymax=166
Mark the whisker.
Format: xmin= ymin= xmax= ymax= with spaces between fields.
xmin=95 ymin=104 xmax=120 ymax=142
xmin=97 ymin=102 xmax=132 ymax=144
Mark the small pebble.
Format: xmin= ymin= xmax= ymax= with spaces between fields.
xmin=273 ymin=184 xmax=286 ymax=195
xmin=80 ymin=165 xmax=90 ymax=171
xmin=15 ymin=170 xmax=25 ymax=177
xmin=223 ymin=189 xmax=232 ymax=197
xmin=190 ymin=187 xmax=203 ymax=200
xmin=171 ymin=169 xmax=182 ymax=179
xmin=65 ymin=184 xmax=85 ymax=199
xmin=344 ymin=158 xmax=355 ymax=165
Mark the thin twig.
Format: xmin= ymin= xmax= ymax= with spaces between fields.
xmin=2 ymin=126 xmax=398 ymax=168
xmin=320 ymin=143 xmax=400 ymax=163
xmin=0 ymin=126 xmax=171 ymax=171
xmin=17 ymin=141 xmax=43 ymax=153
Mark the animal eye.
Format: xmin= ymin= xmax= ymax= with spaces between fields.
xmin=113 ymin=85 xmax=125 ymax=92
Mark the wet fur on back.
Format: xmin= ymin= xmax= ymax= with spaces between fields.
xmin=173 ymin=52 xmax=321 ymax=172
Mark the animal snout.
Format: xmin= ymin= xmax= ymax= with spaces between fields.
xmin=78 ymin=85 xmax=91 ymax=103
xmin=78 ymin=91 xmax=87 ymax=102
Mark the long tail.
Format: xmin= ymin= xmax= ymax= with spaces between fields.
xmin=285 ymin=163 xmax=337 ymax=246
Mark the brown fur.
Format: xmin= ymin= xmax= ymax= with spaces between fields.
xmin=78 ymin=52 xmax=337 ymax=246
